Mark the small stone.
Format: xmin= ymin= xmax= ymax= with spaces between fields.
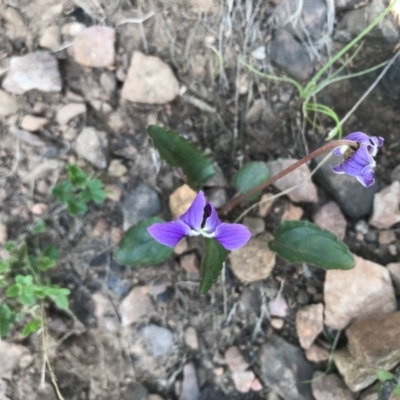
xmin=204 ymin=164 xmax=227 ymax=187
xmin=71 ymin=26 xmax=115 ymax=68
xmin=0 ymin=341 xmax=29 ymax=379
xmin=104 ymin=184 xmax=122 ymax=202
xmin=259 ymin=335 xmax=314 ymax=400
xmin=378 ymin=230 xmax=396 ymax=245
xmin=270 ymin=29 xmax=312 ymax=81
xmin=40 ymin=26 xmax=60 ymax=50
xmin=311 ymin=372 xmax=354 ymax=400
xmin=258 ymin=193 xmax=275 ymax=217
xmin=225 ymin=346 xmax=250 ymax=372
xmin=31 ymin=203 xmax=47 ymax=215
xmin=268 ymin=296 xmax=288 ymax=318
xmin=229 ymin=235 xmax=276 ymax=282
xmin=75 ymin=127 xmax=108 ymax=169
xmin=184 ymin=327 xmax=199 ymax=350
xmin=282 ymin=204 xmax=304 ymax=220
xmin=267 ymin=159 xmax=318 ymax=203
xmin=296 ymin=304 xmax=324 ymax=350
xmin=245 ymin=99 xmax=266 ymax=124
xmin=169 ymin=185 xmax=197 ymax=220
xmin=3 ymin=51 xmax=61 ymax=95
xmin=205 ymin=188 xmax=227 ymax=209
xmin=369 ymin=182 xmax=400 ymax=229
xmin=0 ymin=90 xmax=18 ymax=117
xmin=148 ymin=396 xmax=164 ymax=400
xmin=0 ymin=223 xmax=8 ymax=245
xmin=122 ymin=184 xmax=161 ymax=230
xmin=92 ymin=218 xmax=109 ymax=237
xmin=180 ymin=253 xmax=200 ymax=274
xmin=11 ymin=128 xmax=46 ymax=147
xmin=391 ymin=164 xmax=400 ymax=183
xmin=20 ymin=115 xmax=48 ymax=132
xmin=388 ymin=244 xmax=397 ymax=256
xmin=143 ymin=324 xmax=173 ymax=357
xmin=232 ymin=371 xmax=255 ymax=393
xmin=324 ymin=255 xmax=396 ymax=330
xmin=243 ymin=217 xmax=265 ymax=236
xmin=128 ymin=384 xmax=148 ymax=400
xmin=251 ymin=378 xmax=263 ymax=392
xmin=118 ymin=286 xmax=155 ymax=326
xmin=305 ymin=344 xmax=330 ymax=363
xmin=346 ymin=312 xmax=400 ymax=370
xmin=110 ymin=227 xmax=123 ymax=244
xmin=387 ymin=263 xmax=400 ymax=294
xmin=122 ymin=52 xmax=179 ymax=104
xmin=179 ymin=363 xmax=200 ymax=400
xmin=61 ymin=22 xmax=86 ymax=36
xmin=174 ymin=238 xmax=189 ymax=255
xmin=270 ymin=318 xmax=284 ymax=330
xmin=334 ymin=348 xmax=376 ymax=392
xmin=56 ymin=103 xmax=86 ymax=125
xmin=100 ymin=71 xmax=117 ymax=95
xmin=108 ymin=159 xmax=127 ymax=177
xmin=313 ymin=201 xmax=347 ymax=240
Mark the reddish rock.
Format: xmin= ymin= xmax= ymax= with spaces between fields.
xmin=224 ymin=346 xmax=249 ymax=372
xmin=305 ymin=344 xmax=330 ymax=363
xmin=118 ymin=286 xmax=154 ymax=326
xmin=295 ymin=304 xmax=324 ymax=349
xmin=282 ymin=204 xmax=304 ymax=220
xmin=311 ymin=372 xmax=354 ymax=400
xmin=369 ymin=182 xmax=400 ymax=229
xmin=313 ymin=201 xmax=346 ymax=240
xmin=232 ymin=371 xmax=255 ymax=393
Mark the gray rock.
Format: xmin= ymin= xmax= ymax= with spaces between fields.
xmin=127 ymin=383 xmax=148 ymax=400
xmin=270 ymin=29 xmax=312 ymax=81
xmin=143 ymin=324 xmax=173 ymax=357
xmin=0 ymin=89 xmax=18 ymax=116
xmin=75 ymin=127 xmax=108 ymax=169
xmin=122 ymin=184 xmax=161 ymax=230
xmin=179 ymin=363 xmax=200 ymax=400
xmin=259 ymin=335 xmax=314 ymax=400
xmin=313 ymin=154 xmax=378 ymax=218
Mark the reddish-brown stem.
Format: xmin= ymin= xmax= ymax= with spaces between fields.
xmin=220 ymin=139 xmax=357 ymax=215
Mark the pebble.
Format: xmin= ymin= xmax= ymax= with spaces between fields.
xmin=0 ymin=341 xmax=29 ymax=379
xmin=148 ymin=396 xmax=164 ymax=400
xmin=205 ymin=188 xmax=227 ymax=209
xmin=259 ymin=335 xmax=314 ymax=400
xmin=143 ymin=324 xmax=173 ymax=357
xmin=387 ymin=263 xmax=400 ymax=294
xmin=334 ymin=348 xmax=376 ymax=392
xmin=229 ymin=235 xmax=276 ymax=282
xmin=0 ymin=90 xmax=18 ymax=117
xmin=118 ymin=286 xmax=155 ymax=326
xmin=122 ymin=184 xmax=161 ymax=231
xmin=369 ymin=181 xmax=400 ymax=229
xmin=105 ymin=184 xmax=122 ymax=202
xmin=311 ymin=372 xmax=354 ymax=400
xmin=92 ymin=218 xmax=109 ymax=237
xmin=100 ymin=71 xmax=117 ymax=96
xmin=122 ymin=52 xmax=180 ymax=104
xmin=39 ymin=26 xmax=60 ymax=50
xmin=20 ymin=115 xmax=48 ymax=132
xmin=179 ymin=363 xmax=200 ymax=400
xmin=281 ymin=204 xmax=304 ymax=220
xmin=180 ymin=253 xmax=200 ymax=275
xmin=258 ymin=193 xmax=275 ymax=217
xmin=232 ymin=371 xmax=256 ymax=393
xmin=391 ymin=164 xmax=400 ymax=183
xmin=295 ymin=303 xmax=324 ymax=349
xmin=243 ymin=217 xmax=265 ymax=236
xmin=11 ymin=128 xmax=46 ymax=147
xmin=174 ymin=238 xmax=189 ymax=255
xmin=169 ymin=185 xmax=197 ymax=220
xmin=270 ymin=29 xmax=312 ymax=81
xmin=378 ymin=230 xmax=396 ymax=245
xmin=204 ymin=164 xmax=227 ymax=187
xmin=313 ymin=201 xmax=347 ymax=240
xmin=270 ymin=318 xmax=284 ymax=330
xmin=347 ymin=312 xmax=400 ymax=370
xmin=61 ymin=22 xmax=86 ymax=36
xmin=187 ymin=0 xmax=215 ymax=12
xmin=108 ymin=159 xmax=127 ymax=177
xmin=75 ymin=127 xmax=108 ymax=169
xmin=314 ymin=154 xmax=378 ymax=218
xmin=56 ymin=103 xmax=86 ymax=125
xmin=3 ymin=51 xmax=62 ymax=95
xmin=268 ymin=296 xmax=288 ymax=318
xmin=324 ymin=255 xmax=396 ymax=330
xmin=305 ymin=344 xmax=330 ymax=363
xmin=31 ymin=203 xmax=47 ymax=215
xmin=184 ymin=327 xmax=199 ymax=350
xmin=71 ymin=26 xmax=116 ymax=68
xmin=225 ymin=346 xmax=250 ymax=372
xmin=129 ymin=384 xmax=148 ymax=400
xmin=0 ymin=223 xmax=8 ymax=245
xmin=245 ymin=99 xmax=266 ymax=124
xmin=267 ymin=159 xmax=318 ymax=203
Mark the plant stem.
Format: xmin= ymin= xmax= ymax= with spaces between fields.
xmin=220 ymin=139 xmax=357 ymax=215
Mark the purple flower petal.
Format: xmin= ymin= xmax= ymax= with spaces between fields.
xmin=203 ymin=203 xmax=221 ymax=233
xmin=214 ymin=223 xmax=251 ymax=251
xmin=148 ymin=220 xmax=191 ymax=248
xmin=344 ymin=132 xmax=371 ymax=144
xmin=179 ymin=191 xmax=206 ymax=230
xmin=338 ymin=146 xmax=374 ymax=177
xmin=344 ymin=132 xmax=384 ymax=156
xmin=356 ymin=170 xmax=375 ymax=187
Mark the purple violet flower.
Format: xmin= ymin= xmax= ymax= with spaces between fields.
xmin=331 ymin=132 xmax=384 ymax=187
xmin=147 ymin=191 xmax=251 ymax=251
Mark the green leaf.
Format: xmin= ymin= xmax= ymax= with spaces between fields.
xmin=0 ymin=304 xmax=12 ymax=337
xmin=22 ymin=319 xmax=42 ymax=337
xmin=20 ymin=287 xmax=36 ymax=306
xmin=393 ymin=382 xmax=400 ymax=397
xmin=32 ymin=220 xmax=46 ymax=234
xmin=6 ymin=283 xmax=20 ymax=297
xmin=115 ymin=217 xmax=174 ymax=266
xmin=0 ymin=261 xmax=10 ymax=273
xmin=52 ymin=294 xmax=69 ymax=309
xmin=88 ymin=179 xmax=106 ymax=203
xmin=376 ymin=369 xmax=394 ymax=382
xmin=199 ymin=238 xmax=229 ymax=294
xmin=42 ymin=245 xmax=60 ymax=261
xmin=269 ymin=221 xmax=355 ymax=270
xmin=67 ymin=198 xmax=88 ymax=215
xmin=52 ymin=181 xmax=74 ymax=204
xmin=67 ymin=164 xmax=88 ymax=188
xmin=148 ymin=125 xmax=215 ymax=190
xmin=37 ymin=256 xmax=56 ymax=271
xmin=232 ymin=161 xmax=271 ymax=200
xmin=5 ymin=241 xmax=16 ymax=252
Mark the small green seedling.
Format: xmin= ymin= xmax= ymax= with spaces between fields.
xmin=52 ymin=164 xmax=107 ymax=216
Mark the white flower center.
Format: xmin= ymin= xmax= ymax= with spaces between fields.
xmin=188 ymin=228 xmax=216 ymax=239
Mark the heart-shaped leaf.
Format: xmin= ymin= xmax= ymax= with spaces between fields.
xmin=269 ymin=220 xmax=355 ymax=270
xmin=148 ymin=125 xmax=215 ymax=190
xmin=232 ymin=161 xmax=270 ymax=200
xmin=200 ymin=238 xmax=229 ymax=294
xmin=115 ymin=217 xmax=174 ymax=266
